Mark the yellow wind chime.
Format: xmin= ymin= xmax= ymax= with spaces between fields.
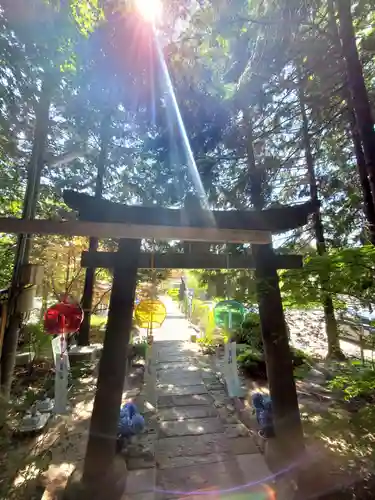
xmin=134 ymin=245 xmax=167 ymax=338
xmin=134 ymin=245 xmax=166 ymax=409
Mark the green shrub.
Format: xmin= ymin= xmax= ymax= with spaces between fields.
xmin=90 ymin=314 xmax=107 ymax=328
xmin=191 ymin=299 xmax=211 ymax=325
xmin=234 ymin=311 xmax=262 ymax=350
xmin=20 ymin=321 xmax=51 ymax=359
xmin=328 ymin=364 xmax=375 ymax=401
xmin=237 ymin=346 xmax=267 ymax=378
xmin=167 ymin=288 xmax=179 ymax=300
xmin=237 ymin=340 xmax=310 ymax=381
xmin=131 ymin=340 xmax=148 ymax=360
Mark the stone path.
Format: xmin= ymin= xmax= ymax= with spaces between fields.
xmin=124 ymin=298 xmax=274 ymax=500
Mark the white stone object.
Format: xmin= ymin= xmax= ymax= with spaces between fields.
xmin=19 ymin=407 xmax=50 ymax=433
xmin=53 ymin=336 xmax=70 ymax=415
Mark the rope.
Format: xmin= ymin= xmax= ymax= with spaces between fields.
xmin=149 ymin=240 xmax=156 ymax=338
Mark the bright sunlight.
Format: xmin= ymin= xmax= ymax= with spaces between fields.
xmin=135 ymin=0 xmax=162 ymax=24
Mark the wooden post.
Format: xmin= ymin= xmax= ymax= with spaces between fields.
xmin=82 ymin=239 xmax=141 ymax=492
xmin=252 ymin=244 xmax=305 ymax=461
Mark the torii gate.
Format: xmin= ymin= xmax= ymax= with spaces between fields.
xmin=0 ymin=190 xmax=317 ymax=496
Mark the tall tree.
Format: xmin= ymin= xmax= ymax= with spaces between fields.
xmin=336 ymin=0 xmax=375 ymax=206
xmin=78 ymin=113 xmax=111 ymax=346
xmin=298 ymin=77 xmax=344 ymax=358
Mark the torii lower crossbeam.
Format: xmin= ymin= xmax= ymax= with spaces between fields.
xmin=81 ymin=251 xmax=303 ymax=269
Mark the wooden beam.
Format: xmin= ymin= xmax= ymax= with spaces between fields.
xmin=81 ymin=251 xmax=303 ymax=270
xmin=64 ymin=190 xmax=318 ymax=233
xmin=0 ymin=217 xmax=272 ymax=244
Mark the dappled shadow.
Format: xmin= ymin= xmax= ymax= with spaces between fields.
xmin=239 ymin=371 xmax=375 ymax=499
xmin=0 ymin=371 xmax=96 ymax=499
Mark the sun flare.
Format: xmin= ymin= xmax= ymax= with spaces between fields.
xmin=135 ymin=0 xmax=162 ymax=24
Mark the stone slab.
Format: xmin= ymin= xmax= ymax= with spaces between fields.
xmin=159 ymin=417 xmax=224 ymax=437
xmin=235 ymin=453 xmax=273 ymax=484
xmin=216 ymin=406 xmax=241 ymax=424
xmin=127 ymin=457 xmax=155 ymax=470
xmin=157 ymin=453 xmax=231 ymax=470
xmin=200 ymin=375 xmax=218 ymax=385
xmin=129 ymin=434 xmax=157 ymax=457
xmin=157 ymin=356 xmax=194 ymax=363
xmin=157 ymin=374 xmax=203 ymax=386
xmin=156 ymin=433 xmax=230 ymax=458
xmin=156 ymin=385 xmax=207 ymax=396
xmin=157 ymin=394 xmax=213 ymax=407
xmin=157 ymin=351 xmax=195 ymax=357
xmin=229 ymin=436 xmax=259 ymax=455
xmin=156 ymin=460 xmax=244 ymax=499
xmin=122 ymin=493 xmax=155 ymax=500
xmin=158 ymin=405 xmax=218 ymax=421
xmin=205 ymin=383 xmax=225 ymax=391
xmin=210 ymin=390 xmax=231 ymax=405
xmin=125 ymin=468 xmax=156 ymax=495
xmin=157 ymin=363 xmax=198 ymax=372
xmin=224 ymin=423 xmax=251 ymax=438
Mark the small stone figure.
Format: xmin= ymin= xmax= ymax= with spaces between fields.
xmin=252 ymin=392 xmax=275 ymax=438
xmin=117 ymin=402 xmax=145 ymax=441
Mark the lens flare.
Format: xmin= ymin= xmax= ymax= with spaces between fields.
xmin=135 ymin=0 xmax=162 ymax=24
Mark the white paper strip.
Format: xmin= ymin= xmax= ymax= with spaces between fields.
xmin=52 ymin=336 xmax=70 ymax=415
xmin=51 ymin=336 xmax=70 ymax=370
xmin=223 ymin=341 xmax=242 ymax=398
xmin=143 ymin=341 xmax=156 ymax=408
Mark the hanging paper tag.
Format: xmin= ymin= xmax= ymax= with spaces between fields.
xmin=52 ymin=336 xmax=70 ymax=414
xmin=143 ymin=341 xmax=156 ymax=409
xmin=51 ymin=336 xmax=70 ymax=371
xmin=224 ymin=341 xmax=243 ymax=398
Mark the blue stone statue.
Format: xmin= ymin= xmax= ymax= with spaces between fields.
xmin=118 ymin=402 xmax=145 ymax=439
xmin=252 ymin=392 xmax=275 ymax=438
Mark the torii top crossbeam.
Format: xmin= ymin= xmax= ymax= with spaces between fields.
xmin=0 ymin=191 xmax=317 ymax=244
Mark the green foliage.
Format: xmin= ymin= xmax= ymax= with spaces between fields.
xmin=69 ymin=0 xmax=103 ymax=36
xmin=281 ymin=246 xmax=375 ymax=309
xmin=190 ymin=299 xmax=212 ymax=326
xmin=20 ymin=321 xmax=51 ymax=360
xmin=131 ymin=339 xmax=148 ymax=360
xmin=237 ymin=346 xmax=263 ymax=366
xmin=328 ymin=363 xmax=375 ymax=401
xmin=234 ymin=312 xmax=262 ymax=350
xmin=167 ymin=288 xmax=179 ymax=301
xmin=90 ymin=314 xmax=107 ymax=329
xmin=0 ymin=236 xmax=14 ymax=289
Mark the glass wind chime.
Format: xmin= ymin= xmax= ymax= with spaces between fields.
xmin=133 ymin=251 xmax=166 ymax=408
xmin=44 ymin=296 xmax=83 ymax=414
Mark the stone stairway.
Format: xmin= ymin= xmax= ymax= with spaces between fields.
xmin=123 ymin=302 xmax=274 ymax=500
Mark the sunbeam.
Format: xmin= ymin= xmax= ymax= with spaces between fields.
xmin=153 ymin=32 xmax=214 ymax=219
xmin=135 ymin=0 xmax=162 ymax=24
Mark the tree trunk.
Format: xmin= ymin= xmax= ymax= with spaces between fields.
xmin=336 ymin=0 xmax=375 ymax=205
xmin=77 ymin=115 xmax=111 ymax=346
xmin=298 ymin=82 xmax=344 ymax=360
xmin=244 ymin=111 xmax=305 ymax=461
xmin=0 ymin=75 xmax=54 ymax=400
xmin=327 ymin=0 xmax=375 ymax=244
xmin=347 ymin=102 xmax=375 ymax=244
xmin=39 ymin=282 xmax=49 ymax=322
xmin=82 ymin=239 xmax=140 ymax=494
xmin=215 ymin=272 xmax=226 ymax=297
